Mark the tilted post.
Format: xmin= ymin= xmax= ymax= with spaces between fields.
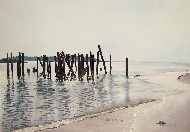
xmin=98 ymin=45 xmax=107 ymax=74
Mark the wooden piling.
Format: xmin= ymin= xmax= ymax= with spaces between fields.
xmin=7 ymin=53 xmax=9 ymax=79
xmin=57 ymin=52 xmax=63 ymax=81
xmin=74 ymin=54 xmax=77 ymax=75
xmin=47 ymin=59 xmax=51 ymax=80
xmin=90 ymin=51 xmax=92 ymax=77
xmin=78 ymin=54 xmax=81 ymax=80
xmin=18 ymin=52 xmax=21 ymax=78
xmin=66 ymin=54 xmax=70 ymax=77
xmin=98 ymin=45 xmax=107 ymax=74
xmin=126 ymin=58 xmax=128 ymax=77
xmin=17 ymin=61 xmax=19 ymax=79
xmin=37 ymin=57 xmax=39 ymax=77
xmin=49 ymin=62 xmax=51 ymax=79
xmin=46 ymin=57 xmax=49 ymax=79
xmin=81 ymin=54 xmax=84 ymax=77
xmin=62 ymin=52 xmax=66 ymax=80
xmin=11 ymin=53 xmax=13 ymax=76
xmin=54 ymin=56 xmax=57 ymax=74
xmin=110 ymin=55 xmax=111 ymax=74
xmin=86 ymin=54 xmax=89 ymax=80
xmin=70 ymin=55 xmax=74 ymax=80
xmin=43 ymin=55 xmax=46 ymax=79
xmin=21 ymin=53 xmax=24 ymax=78
xmin=96 ymin=51 xmax=99 ymax=75
xmin=92 ymin=54 xmax=94 ymax=76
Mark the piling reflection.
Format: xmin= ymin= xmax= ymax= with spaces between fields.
xmin=1 ymin=72 xmax=132 ymax=131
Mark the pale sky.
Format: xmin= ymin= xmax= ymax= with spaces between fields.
xmin=0 ymin=0 xmax=190 ymax=62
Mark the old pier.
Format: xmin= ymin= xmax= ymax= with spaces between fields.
xmin=5 ymin=45 xmax=129 ymax=81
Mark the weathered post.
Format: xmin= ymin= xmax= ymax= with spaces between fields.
xmin=46 ymin=56 xmax=48 ymax=74
xmin=96 ymin=51 xmax=99 ymax=75
xmin=92 ymin=54 xmax=94 ymax=77
xmin=57 ymin=52 xmax=62 ymax=81
xmin=74 ymin=54 xmax=77 ymax=75
xmin=37 ymin=57 xmax=39 ymax=77
xmin=49 ymin=62 xmax=51 ymax=79
xmin=21 ymin=53 xmax=24 ymax=78
xmin=11 ymin=53 xmax=13 ymax=77
xmin=54 ymin=56 xmax=57 ymax=74
xmin=98 ymin=45 xmax=107 ymax=74
xmin=7 ymin=53 xmax=9 ymax=79
xmin=66 ymin=54 xmax=71 ymax=80
xmin=47 ymin=59 xmax=51 ymax=80
xmin=92 ymin=54 xmax=95 ymax=81
xmin=70 ymin=55 xmax=74 ymax=80
xmin=86 ymin=54 xmax=89 ymax=80
xmin=64 ymin=54 xmax=66 ymax=80
xmin=43 ymin=55 xmax=46 ymax=79
xmin=81 ymin=54 xmax=84 ymax=78
xmin=46 ymin=57 xmax=49 ymax=79
xmin=90 ymin=51 xmax=92 ymax=77
xmin=17 ymin=61 xmax=19 ymax=79
xmin=110 ymin=55 xmax=111 ymax=74
xmin=78 ymin=54 xmax=81 ymax=80
xmin=17 ymin=52 xmax=21 ymax=79
xmin=126 ymin=57 xmax=128 ymax=77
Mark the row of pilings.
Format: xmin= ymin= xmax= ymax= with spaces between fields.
xmin=5 ymin=45 xmax=129 ymax=81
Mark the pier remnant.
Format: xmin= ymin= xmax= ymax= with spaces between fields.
xmin=98 ymin=45 xmax=107 ymax=74
xmin=86 ymin=54 xmax=89 ymax=80
xmin=126 ymin=57 xmax=128 ymax=77
xmin=7 ymin=53 xmax=9 ymax=79
xmin=17 ymin=52 xmax=20 ymax=79
xmin=22 ymin=53 xmax=25 ymax=78
xmin=96 ymin=51 xmax=99 ymax=76
xmin=11 ymin=53 xmax=13 ymax=77
xmin=37 ymin=57 xmax=39 ymax=77
xmin=110 ymin=55 xmax=111 ymax=74
xmin=5 ymin=45 xmax=121 ymax=82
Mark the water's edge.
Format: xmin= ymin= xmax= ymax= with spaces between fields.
xmin=14 ymin=98 xmax=157 ymax=132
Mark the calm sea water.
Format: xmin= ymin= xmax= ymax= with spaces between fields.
xmin=0 ymin=61 xmax=189 ymax=131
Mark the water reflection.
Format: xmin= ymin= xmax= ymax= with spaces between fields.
xmin=2 ymin=72 xmax=133 ymax=131
xmin=1 ymin=78 xmax=36 ymax=131
xmin=1 ymin=62 xmax=189 ymax=131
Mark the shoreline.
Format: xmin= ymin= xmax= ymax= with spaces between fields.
xmin=14 ymin=98 xmax=157 ymax=132
xmin=44 ymin=93 xmax=190 ymax=132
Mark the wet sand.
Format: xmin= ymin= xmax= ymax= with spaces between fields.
xmin=43 ymin=72 xmax=190 ymax=132
xmin=44 ymin=94 xmax=190 ymax=132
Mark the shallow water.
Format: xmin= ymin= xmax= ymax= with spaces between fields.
xmin=0 ymin=61 xmax=189 ymax=132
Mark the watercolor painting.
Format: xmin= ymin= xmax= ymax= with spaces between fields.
xmin=0 ymin=0 xmax=190 ymax=132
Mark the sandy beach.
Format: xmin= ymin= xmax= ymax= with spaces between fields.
xmin=41 ymin=72 xmax=190 ymax=132
xmin=44 ymin=94 xmax=190 ymax=132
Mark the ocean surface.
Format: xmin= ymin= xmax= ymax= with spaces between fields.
xmin=0 ymin=61 xmax=189 ymax=132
